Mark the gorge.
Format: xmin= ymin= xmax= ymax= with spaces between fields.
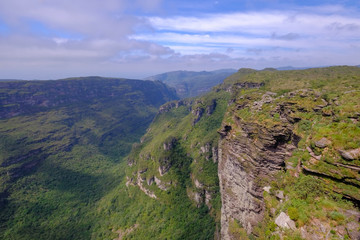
xmin=1 ymin=67 xmax=360 ymax=239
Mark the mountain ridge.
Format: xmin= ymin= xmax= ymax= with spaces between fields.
xmin=145 ymin=69 xmax=237 ymax=98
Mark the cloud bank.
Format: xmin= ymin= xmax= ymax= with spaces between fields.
xmin=0 ymin=0 xmax=359 ymax=79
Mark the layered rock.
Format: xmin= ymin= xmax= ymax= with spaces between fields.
xmin=218 ymin=118 xmax=297 ymax=238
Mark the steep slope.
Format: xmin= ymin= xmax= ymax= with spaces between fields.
xmin=123 ymin=66 xmax=360 ymax=240
xmin=94 ymin=89 xmax=231 ymax=239
xmin=145 ymin=69 xmax=236 ymax=98
xmin=218 ymin=66 xmax=360 ymax=239
xmin=0 ymin=77 xmax=177 ymax=239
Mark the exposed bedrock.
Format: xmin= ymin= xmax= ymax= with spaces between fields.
xmin=218 ymin=119 xmax=298 ymax=239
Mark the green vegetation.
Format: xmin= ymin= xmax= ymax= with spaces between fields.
xmin=0 ymin=77 xmax=177 ymax=239
xmin=119 ymin=90 xmax=230 ymax=238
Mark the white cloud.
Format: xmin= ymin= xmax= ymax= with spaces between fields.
xmin=0 ymin=1 xmax=359 ymax=79
xmin=147 ymin=11 xmax=360 ymax=36
xmin=137 ymin=8 xmax=360 ymax=65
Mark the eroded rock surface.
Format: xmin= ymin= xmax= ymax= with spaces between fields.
xmin=275 ymin=212 xmax=296 ymax=230
xmin=218 ymin=119 xmax=297 ymax=238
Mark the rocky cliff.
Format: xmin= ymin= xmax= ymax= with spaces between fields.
xmin=123 ymin=66 xmax=360 ymax=240
xmin=217 ymin=66 xmax=360 ymax=239
xmin=218 ymin=120 xmax=298 ymax=238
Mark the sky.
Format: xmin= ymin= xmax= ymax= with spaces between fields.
xmin=0 ymin=0 xmax=359 ymax=79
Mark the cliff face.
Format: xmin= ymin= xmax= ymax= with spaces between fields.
xmin=122 ymin=89 xmax=231 ymax=238
xmin=219 ymin=120 xmax=297 ymax=238
xmin=216 ymin=66 xmax=360 ymax=239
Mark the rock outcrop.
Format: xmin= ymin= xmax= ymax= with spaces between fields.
xmin=275 ymin=212 xmax=296 ymax=230
xmin=314 ymin=137 xmax=332 ymax=148
xmin=218 ymin=118 xmax=297 ymax=238
xmin=339 ymin=148 xmax=360 ymax=160
xmin=158 ymin=99 xmax=193 ymax=113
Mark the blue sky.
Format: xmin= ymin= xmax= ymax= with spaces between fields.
xmin=0 ymin=0 xmax=359 ymax=79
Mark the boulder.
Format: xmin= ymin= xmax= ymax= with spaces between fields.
xmin=147 ymin=176 xmax=154 ymax=186
xmin=339 ymin=148 xmax=360 ymax=160
xmin=314 ymin=137 xmax=332 ymax=148
xmin=194 ymin=179 xmax=204 ymax=189
xmin=275 ymin=212 xmax=296 ymax=230
xmin=263 ymin=186 xmax=271 ymax=193
xmin=276 ymin=190 xmax=284 ymax=200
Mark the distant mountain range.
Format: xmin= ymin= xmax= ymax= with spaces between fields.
xmin=145 ymin=69 xmax=237 ymax=98
xmin=0 ymin=79 xmax=25 ymax=82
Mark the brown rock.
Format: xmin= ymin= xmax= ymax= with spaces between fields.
xmin=218 ymin=121 xmax=297 ymax=238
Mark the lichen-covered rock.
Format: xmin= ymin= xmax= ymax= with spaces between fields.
xmin=252 ymin=92 xmax=276 ymax=111
xmin=263 ymin=186 xmax=271 ymax=193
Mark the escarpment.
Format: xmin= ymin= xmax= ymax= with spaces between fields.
xmin=217 ymin=66 xmax=360 ymax=239
xmin=122 ymin=66 xmax=360 ymax=239
xmin=2 ymin=67 xmax=360 ymax=239
xmin=124 ymin=90 xmax=231 ymax=238
xmin=218 ymin=114 xmax=298 ymax=238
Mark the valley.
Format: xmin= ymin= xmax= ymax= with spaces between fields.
xmin=0 ymin=77 xmax=177 ymax=239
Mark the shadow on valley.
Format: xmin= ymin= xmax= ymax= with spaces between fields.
xmin=0 ymin=157 xmax=124 ymax=239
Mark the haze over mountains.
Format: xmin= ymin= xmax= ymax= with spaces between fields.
xmin=145 ymin=69 xmax=236 ymax=98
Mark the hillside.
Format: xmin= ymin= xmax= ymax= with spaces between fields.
xmin=120 ymin=66 xmax=360 ymax=239
xmin=145 ymin=69 xmax=236 ymax=98
xmin=0 ymin=77 xmax=177 ymax=239
xmin=1 ymin=67 xmax=359 ymax=239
